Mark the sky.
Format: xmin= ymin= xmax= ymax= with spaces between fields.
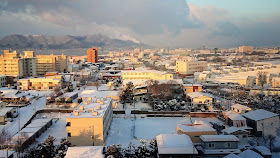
xmin=0 ymin=0 xmax=280 ymax=48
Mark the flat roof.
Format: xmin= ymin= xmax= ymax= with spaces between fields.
xmin=177 ymin=120 xmax=216 ymax=132
xmin=200 ymin=135 xmax=239 ymax=142
xmin=68 ymin=98 xmax=112 ymax=118
xmin=242 ymin=109 xmax=278 ymax=121
xmin=156 ymin=134 xmax=198 ymax=155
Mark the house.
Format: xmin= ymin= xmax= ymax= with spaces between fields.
xmin=182 ymin=84 xmax=202 ymax=94
xmin=224 ymin=111 xmax=248 ymax=128
xmin=65 ymin=146 xmax=104 ymax=158
xmin=223 ymin=127 xmax=250 ymax=147
xmin=231 ymin=104 xmax=251 ymax=114
xmin=186 ymin=92 xmax=214 ymax=110
xmin=177 ymin=120 xmax=217 ymax=144
xmin=156 ymin=134 xmax=198 ymax=158
xmin=242 ymin=109 xmax=279 ymax=137
xmin=196 ymin=135 xmax=241 ymax=158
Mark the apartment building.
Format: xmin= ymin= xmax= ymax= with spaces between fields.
xmin=121 ymin=70 xmax=173 ymax=80
xmin=66 ymin=98 xmax=113 ymax=146
xmin=17 ymin=77 xmax=62 ymax=91
xmin=0 ymin=50 xmax=36 ymax=77
xmin=176 ymin=60 xmax=208 ymax=75
xmin=36 ymin=54 xmax=67 ymax=76
xmin=238 ymin=46 xmax=253 ymax=53
xmin=87 ymin=47 xmax=98 ymax=63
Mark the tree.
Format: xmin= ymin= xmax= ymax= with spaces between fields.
xmin=120 ymin=82 xmax=134 ymax=103
xmin=265 ymin=134 xmax=276 ymax=150
xmin=0 ymin=129 xmax=11 ymax=158
xmin=106 ymin=144 xmax=124 ymax=158
xmin=257 ymin=71 xmax=268 ymax=88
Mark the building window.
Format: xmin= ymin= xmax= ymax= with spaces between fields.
xmin=67 ymin=133 xmax=71 ymax=137
xmin=208 ymin=143 xmax=215 ymax=148
xmin=242 ymin=135 xmax=247 ymax=138
xmin=225 ymin=143 xmax=231 ymax=148
xmin=66 ymin=122 xmax=71 ymax=126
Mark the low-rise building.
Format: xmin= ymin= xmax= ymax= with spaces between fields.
xmin=186 ymin=92 xmax=214 ymax=110
xmin=18 ymin=77 xmax=62 ymax=91
xmin=197 ymin=135 xmax=241 ymax=158
xmin=66 ymin=98 xmax=113 ymax=146
xmin=182 ymin=84 xmax=202 ymax=94
xmin=223 ymin=127 xmax=250 ymax=147
xmin=242 ymin=109 xmax=279 ymax=137
xmin=177 ymin=120 xmax=217 ymax=144
xmin=65 ymin=146 xmax=104 ymax=158
xmin=0 ymin=75 xmax=7 ymax=87
xmin=121 ymin=69 xmax=173 ymax=80
xmin=156 ymin=134 xmax=198 ymax=158
xmin=176 ymin=60 xmax=208 ymax=75
xmin=231 ymin=104 xmax=251 ymax=114
xmin=0 ymin=107 xmax=16 ymax=124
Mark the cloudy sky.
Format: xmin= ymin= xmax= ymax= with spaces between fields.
xmin=0 ymin=0 xmax=280 ymax=48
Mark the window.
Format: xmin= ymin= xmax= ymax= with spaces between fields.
xmin=242 ymin=135 xmax=247 ymax=138
xmin=67 ymin=132 xmax=71 ymax=137
xmin=225 ymin=143 xmax=231 ymax=148
xmin=66 ymin=122 xmax=71 ymax=126
xmin=208 ymin=143 xmax=215 ymax=148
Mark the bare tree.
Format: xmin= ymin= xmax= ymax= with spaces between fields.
xmin=0 ymin=129 xmax=12 ymax=158
xmin=265 ymin=134 xmax=276 ymax=150
xmin=257 ymin=71 xmax=268 ymax=88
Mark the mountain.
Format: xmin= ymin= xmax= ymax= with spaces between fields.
xmin=0 ymin=34 xmax=144 ymax=49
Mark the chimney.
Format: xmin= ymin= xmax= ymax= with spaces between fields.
xmin=74 ymin=111 xmax=79 ymax=116
xmin=93 ymin=111 xmax=98 ymax=116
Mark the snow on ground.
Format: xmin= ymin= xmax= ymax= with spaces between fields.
xmin=105 ymin=116 xmax=223 ymax=147
xmin=1 ymin=97 xmax=46 ymax=137
xmin=33 ymin=113 xmax=69 ymax=145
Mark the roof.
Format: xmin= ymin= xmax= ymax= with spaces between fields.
xmin=238 ymin=149 xmax=263 ymax=158
xmin=156 ymin=134 xmax=198 ymax=155
xmin=251 ymin=146 xmax=272 ymax=156
xmin=225 ymin=111 xmax=246 ymax=121
xmin=65 ymin=146 xmax=103 ymax=158
xmin=68 ymin=98 xmax=112 ymax=118
xmin=186 ymin=92 xmax=214 ymax=99
xmin=182 ymin=84 xmax=202 ymax=87
xmin=177 ymin=120 xmax=216 ymax=132
xmin=222 ymin=127 xmax=249 ymax=134
xmin=0 ymin=107 xmax=14 ymax=116
xmin=200 ymin=135 xmax=239 ymax=142
xmin=242 ymin=109 xmax=278 ymax=121
xmin=231 ymin=104 xmax=251 ymax=111
xmin=224 ymin=154 xmax=242 ymax=158
xmin=0 ymin=150 xmax=14 ymax=158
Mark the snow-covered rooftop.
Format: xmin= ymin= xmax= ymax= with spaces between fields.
xmin=65 ymin=146 xmax=103 ymax=158
xmin=231 ymin=104 xmax=251 ymax=111
xmin=177 ymin=120 xmax=216 ymax=132
xmin=182 ymin=84 xmax=202 ymax=87
xmin=222 ymin=127 xmax=249 ymax=134
xmin=223 ymin=153 xmax=242 ymax=158
xmin=225 ymin=111 xmax=246 ymax=121
xmin=238 ymin=149 xmax=263 ymax=158
xmin=251 ymin=146 xmax=272 ymax=156
xmin=68 ymin=98 xmax=112 ymax=118
xmin=186 ymin=92 xmax=214 ymax=99
xmin=200 ymin=135 xmax=239 ymax=142
xmin=242 ymin=109 xmax=278 ymax=121
xmin=0 ymin=107 xmax=14 ymax=116
xmin=156 ymin=134 xmax=198 ymax=155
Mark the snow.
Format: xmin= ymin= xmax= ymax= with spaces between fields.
xmin=0 ymin=97 xmax=46 ymax=137
xmin=33 ymin=113 xmax=69 ymax=145
xmin=200 ymin=135 xmax=239 ymax=142
xmin=105 ymin=117 xmax=222 ymax=147
xmin=242 ymin=109 xmax=278 ymax=121
xmin=156 ymin=134 xmax=198 ymax=155
xmin=0 ymin=107 xmax=14 ymax=116
xmin=252 ymin=146 xmax=272 ymax=156
xmin=238 ymin=149 xmax=263 ymax=158
xmin=224 ymin=154 xmax=242 ymax=158
xmin=65 ymin=146 xmax=103 ymax=158
xmin=186 ymin=92 xmax=214 ymax=99
xmin=0 ymin=150 xmax=14 ymax=158
xmin=222 ymin=127 xmax=249 ymax=134
xmin=182 ymin=84 xmax=202 ymax=87
xmin=177 ymin=120 xmax=216 ymax=132
xmin=231 ymin=104 xmax=251 ymax=111
xmin=225 ymin=111 xmax=246 ymax=121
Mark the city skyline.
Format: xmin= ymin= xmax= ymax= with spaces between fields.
xmin=0 ymin=0 xmax=280 ymax=48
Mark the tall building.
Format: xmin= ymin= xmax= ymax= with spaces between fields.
xmin=238 ymin=46 xmax=253 ymax=53
xmin=176 ymin=60 xmax=208 ymax=75
xmin=87 ymin=47 xmax=98 ymax=63
xmin=0 ymin=50 xmax=36 ymax=77
xmin=36 ymin=54 xmax=67 ymax=76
